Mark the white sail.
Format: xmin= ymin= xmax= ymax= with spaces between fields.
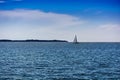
xmin=73 ymin=35 xmax=78 ymax=43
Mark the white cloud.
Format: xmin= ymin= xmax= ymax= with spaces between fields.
xmin=0 ymin=9 xmax=85 ymax=40
xmin=78 ymin=24 xmax=120 ymax=42
xmin=0 ymin=0 xmax=22 ymax=3
xmin=0 ymin=0 xmax=5 ymax=3
xmin=0 ymin=9 xmax=120 ymax=42
xmin=99 ymin=24 xmax=120 ymax=31
xmin=0 ymin=9 xmax=84 ymax=28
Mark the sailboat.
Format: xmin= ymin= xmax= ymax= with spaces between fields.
xmin=73 ymin=35 xmax=78 ymax=44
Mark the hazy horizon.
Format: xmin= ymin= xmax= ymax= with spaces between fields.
xmin=0 ymin=0 xmax=120 ymax=42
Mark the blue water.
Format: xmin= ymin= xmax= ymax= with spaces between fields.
xmin=0 ymin=42 xmax=120 ymax=80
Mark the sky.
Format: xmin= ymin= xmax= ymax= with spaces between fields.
xmin=0 ymin=0 xmax=120 ymax=42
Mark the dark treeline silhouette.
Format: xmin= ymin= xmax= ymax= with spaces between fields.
xmin=0 ymin=39 xmax=68 ymax=42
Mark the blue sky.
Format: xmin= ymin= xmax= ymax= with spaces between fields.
xmin=0 ymin=0 xmax=120 ymax=42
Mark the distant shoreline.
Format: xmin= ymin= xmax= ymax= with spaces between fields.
xmin=0 ymin=40 xmax=120 ymax=43
xmin=0 ymin=39 xmax=68 ymax=42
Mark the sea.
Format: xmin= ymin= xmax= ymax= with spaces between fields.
xmin=0 ymin=42 xmax=120 ymax=80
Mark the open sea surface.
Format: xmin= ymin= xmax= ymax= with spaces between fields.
xmin=0 ymin=42 xmax=120 ymax=80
